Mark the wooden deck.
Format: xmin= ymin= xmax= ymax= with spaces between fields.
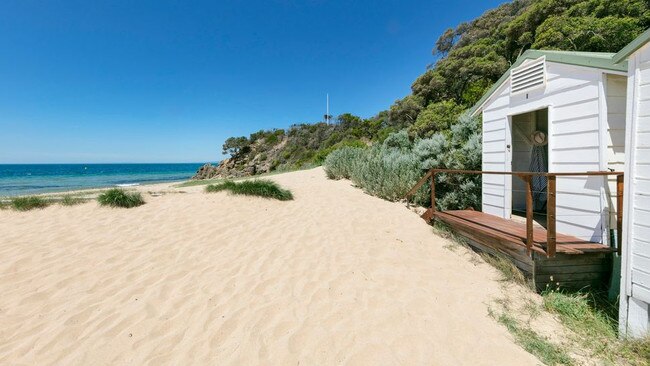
xmin=404 ymin=169 xmax=622 ymax=291
xmin=432 ymin=210 xmax=614 ymax=291
xmin=434 ymin=210 xmax=614 ymax=255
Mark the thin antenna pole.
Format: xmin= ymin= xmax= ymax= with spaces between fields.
xmin=326 ymin=93 xmax=329 ymax=124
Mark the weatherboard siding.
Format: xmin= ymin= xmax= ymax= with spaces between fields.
xmin=626 ymin=44 xmax=650 ymax=305
xmin=620 ymin=41 xmax=650 ymax=338
xmin=631 ymin=45 xmax=650 ymax=305
xmin=481 ymin=82 xmax=509 ymax=218
xmin=605 ymin=74 xmax=627 ymax=230
xmin=481 ymin=61 xmax=606 ymax=242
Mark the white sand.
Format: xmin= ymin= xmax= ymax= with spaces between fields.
xmin=0 ymin=168 xmax=542 ymax=365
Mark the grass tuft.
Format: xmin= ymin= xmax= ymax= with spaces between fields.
xmin=480 ymin=253 xmax=528 ymax=286
xmin=542 ymin=291 xmax=616 ymax=341
xmin=542 ymin=290 xmax=650 ymax=364
xmin=60 ymin=195 xmax=87 ymax=206
xmin=620 ymin=337 xmax=650 ymax=363
xmin=205 ymin=180 xmax=237 ymax=193
xmin=205 ymin=179 xmax=293 ymax=201
xmin=11 ymin=196 xmax=50 ymax=211
xmin=97 ymin=188 xmax=145 ymax=208
xmin=496 ymin=312 xmax=574 ymax=366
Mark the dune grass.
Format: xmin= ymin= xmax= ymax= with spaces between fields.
xmin=205 ymin=179 xmax=293 ymax=201
xmin=60 ymin=195 xmax=87 ymax=206
xmin=542 ymin=290 xmax=650 ymax=364
xmin=97 ymin=188 xmax=145 ymax=208
xmin=10 ymin=196 xmax=50 ymax=211
xmin=480 ymin=252 xmax=528 ymax=287
xmin=495 ymin=312 xmax=573 ymax=366
xmin=205 ymin=180 xmax=237 ymax=193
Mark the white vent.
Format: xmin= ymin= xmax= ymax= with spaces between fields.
xmin=510 ymin=57 xmax=546 ymax=95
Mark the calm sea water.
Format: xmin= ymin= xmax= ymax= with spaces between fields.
xmin=0 ymin=163 xmax=205 ymax=197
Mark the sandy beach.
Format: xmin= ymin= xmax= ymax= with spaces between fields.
xmin=0 ymin=167 xmax=543 ymax=365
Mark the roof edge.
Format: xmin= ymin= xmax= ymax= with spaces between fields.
xmin=469 ymin=49 xmax=627 ymax=117
xmin=613 ymin=28 xmax=650 ymax=64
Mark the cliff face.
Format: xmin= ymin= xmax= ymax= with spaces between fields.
xmin=192 ymin=120 xmax=372 ymax=180
xmin=192 ymin=137 xmax=288 ymax=179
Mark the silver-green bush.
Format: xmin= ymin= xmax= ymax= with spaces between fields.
xmin=324 ymin=131 xmax=427 ymax=202
xmin=323 ymin=114 xmax=482 ymax=210
xmin=348 ymin=145 xmax=423 ymax=202
xmin=323 ymin=146 xmax=365 ymax=180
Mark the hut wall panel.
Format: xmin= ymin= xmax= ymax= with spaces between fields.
xmin=604 ymin=74 xmax=628 ymax=229
xmin=554 ymin=115 xmax=600 ymax=134
xmin=632 ymin=239 xmax=650 ymax=258
xmin=480 ymin=61 xmax=607 ymax=241
xmin=481 ymin=82 xmax=511 ymax=217
xmin=476 ymin=62 xmax=608 ymax=241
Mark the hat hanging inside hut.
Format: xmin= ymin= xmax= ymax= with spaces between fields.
xmin=531 ymin=131 xmax=547 ymax=146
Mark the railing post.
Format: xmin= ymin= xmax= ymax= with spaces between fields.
xmin=525 ymin=175 xmax=533 ymax=256
xmin=430 ymin=170 xmax=436 ymax=223
xmin=617 ymin=174 xmax=624 ymax=256
xmin=546 ymin=175 xmax=557 ymax=257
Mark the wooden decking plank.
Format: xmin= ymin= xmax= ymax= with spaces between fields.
xmin=433 ymin=210 xmax=612 ymax=255
xmin=434 ymin=210 xmax=566 ymax=254
xmin=434 ymin=211 xmax=547 ymax=255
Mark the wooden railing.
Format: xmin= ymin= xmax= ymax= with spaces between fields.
xmin=404 ymin=169 xmax=624 ymax=257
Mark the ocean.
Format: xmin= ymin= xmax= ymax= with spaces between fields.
xmin=0 ymin=163 xmax=205 ymax=197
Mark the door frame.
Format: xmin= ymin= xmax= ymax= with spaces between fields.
xmin=505 ymin=106 xmax=552 ymax=219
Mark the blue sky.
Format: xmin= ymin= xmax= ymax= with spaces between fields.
xmin=0 ymin=0 xmax=503 ymax=163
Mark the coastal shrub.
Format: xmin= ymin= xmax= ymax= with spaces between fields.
xmin=323 ymin=147 xmax=365 ymax=180
xmin=311 ymin=139 xmax=366 ymax=165
xmin=97 ymin=188 xmax=145 ymax=208
xmin=325 ymin=132 xmax=427 ymax=202
xmin=11 ymin=196 xmax=50 ymax=211
xmin=412 ymin=114 xmax=482 ymax=210
xmin=323 ymin=114 xmax=482 ymax=209
xmin=348 ymin=145 xmax=423 ymax=201
xmin=206 ymin=179 xmax=293 ymax=201
xmin=381 ymin=130 xmax=412 ymax=150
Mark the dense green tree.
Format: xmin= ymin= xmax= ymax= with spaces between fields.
xmin=222 ymin=136 xmax=251 ymax=158
xmin=387 ymin=95 xmax=425 ymax=128
xmin=336 ymin=113 xmax=363 ymax=129
xmin=533 ymin=16 xmax=643 ymax=51
xmin=408 ymin=100 xmax=465 ymax=138
xmin=408 ymin=0 xmax=649 ymax=115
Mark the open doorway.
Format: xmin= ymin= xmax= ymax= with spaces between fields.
xmin=510 ymin=108 xmax=549 ymax=227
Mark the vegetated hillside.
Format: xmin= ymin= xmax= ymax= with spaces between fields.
xmin=194 ymin=0 xmax=650 ymax=180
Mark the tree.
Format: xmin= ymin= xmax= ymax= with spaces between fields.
xmin=336 ymin=113 xmax=363 ymax=130
xmin=387 ymin=95 xmax=425 ymax=128
xmin=533 ymin=15 xmax=643 ymax=51
xmin=434 ymin=28 xmax=458 ymax=56
xmin=222 ymin=136 xmax=250 ymax=158
xmin=408 ymin=100 xmax=465 ymax=138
